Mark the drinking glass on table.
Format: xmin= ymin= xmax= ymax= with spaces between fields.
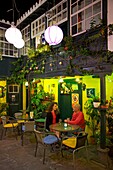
xmin=59 ymin=119 xmax=62 ymax=124
xmin=66 ymin=118 xmax=70 ymax=125
xmin=67 ymin=118 xmax=70 ymax=122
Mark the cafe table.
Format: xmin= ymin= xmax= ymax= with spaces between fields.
xmin=16 ymin=114 xmax=30 ymax=122
xmin=49 ymin=122 xmax=80 ymax=134
xmin=16 ymin=115 xmax=34 ymax=134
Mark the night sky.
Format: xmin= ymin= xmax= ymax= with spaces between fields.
xmin=0 ymin=0 xmax=38 ymax=23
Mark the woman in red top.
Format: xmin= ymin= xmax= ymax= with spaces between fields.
xmin=46 ymin=102 xmax=60 ymax=131
xmin=64 ymin=103 xmax=85 ymax=130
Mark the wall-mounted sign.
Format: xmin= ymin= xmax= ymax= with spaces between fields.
xmin=72 ymin=93 xmax=79 ymax=106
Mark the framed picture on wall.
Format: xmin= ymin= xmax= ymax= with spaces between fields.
xmin=87 ymin=88 xmax=95 ymax=98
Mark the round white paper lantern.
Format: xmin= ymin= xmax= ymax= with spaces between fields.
xmin=44 ymin=25 xmax=63 ymax=45
xmin=14 ymin=39 xmax=25 ymax=49
xmin=5 ymin=25 xmax=22 ymax=44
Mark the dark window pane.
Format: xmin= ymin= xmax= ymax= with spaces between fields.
xmin=93 ymin=2 xmax=101 ymax=15
xmin=78 ymin=0 xmax=84 ymax=10
xmin=72 ymin=25 xmax=77 ymax=35
xmin=71 ymin=0 xmax=77 ymax=4
xmin=63 ymin=2 xmax=67 ymax=9
xmin=71 ymin=3 xmax=77 ymax=14
xmin=72 ymin=15 xmax=77 ymax=25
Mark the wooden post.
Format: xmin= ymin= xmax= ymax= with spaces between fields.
xmin=99 ymin=74 xmax=106 ymax=149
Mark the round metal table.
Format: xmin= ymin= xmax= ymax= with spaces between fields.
xmin=49 ymin=122 xmax=80 ymax=133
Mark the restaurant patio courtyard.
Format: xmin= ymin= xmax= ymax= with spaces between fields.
xmin=0 ymin=128 xmax=113 ymax=170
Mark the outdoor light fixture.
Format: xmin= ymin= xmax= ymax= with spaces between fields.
xmin=5 ymin=0 xmax=25 ymax=49
xmin=44 ymin=25 xmax=63 ymax=45
xmin=5 ymin=23 xmax=24 ymax=49
xmin=14 ymin=38 xmax=25 ymax=49
xmin=5 ymin=23 xmax=22 ymax=44
xmin=25 ymin=81 xmax=28 ymax=86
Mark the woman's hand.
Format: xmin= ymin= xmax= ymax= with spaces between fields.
xmin=64 ymin=119 xmax=68 ymax=123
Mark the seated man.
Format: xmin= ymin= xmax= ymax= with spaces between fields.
xmin=64 ymin=103 xmax=85 ymax=131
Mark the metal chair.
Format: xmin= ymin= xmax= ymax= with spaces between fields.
xmin=14 ymin=112 xmax=23 ymax=117
xmin=61 ymin=132 xmax=88 ymax=169
xmin=14 ymin=112 xmax=25 ymax=123
xmin=1 ymin=116 xmax=19 ymax=140
xmin=34 ymin=129 xmax=60 ymax=164
xmin=21 ymin=121 xmax=35 ymax=146
xmin=14 ymin=112 xmax=26 ymax=134
xmin=35 ymin=118 xmax=46 ymax=131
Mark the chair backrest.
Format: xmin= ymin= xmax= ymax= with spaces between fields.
xmin=34 ymin=129 xmax=44 ymax=145
xmin=34 ymin=129 xmax=59 ymax=147
xmin=76 ymin=132 xmax=88 ymax=148
xmin=14 ymin=112 xmax=22 ymax=118
xmin=41 ymin=112 xmax=47 ymax=118
xmin=8 ymin=116 xmax=17 ymax=123
xmin=1 ymin=116 xmax=17 ymax=125
xmin=36 ymin=118 xmax=47 ymax=132
xmin=1 ymin=116 xmax=6 ymax=125
xmin=22 ymin=121 xmax=35 ymax=132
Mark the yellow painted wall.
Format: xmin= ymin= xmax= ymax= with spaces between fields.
xmin=82 ymin=76 xmax=100 ymax=117
xmin=106 ymin=75 xmax=113 ymax=100
xmin=0 ymin=80 xmax=7 ymax=115
xmin=0 ymin=80 xmax=6 ymax=103
xmin=0 ymin=75 xmax=111 ymax=117
xmin=42 ymin=79 xmax=58 ymax=102
xmin=23 ymin=83 xmax=26 ymax=110
xmin=23 ymin=75 xmax=113 ymax=115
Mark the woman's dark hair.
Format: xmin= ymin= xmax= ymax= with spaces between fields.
xmin=48 ymin=102 xmax=59 ymax=114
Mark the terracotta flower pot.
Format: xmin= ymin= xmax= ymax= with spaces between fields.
xmin=101 ymin=105 xmax=109 ymax=109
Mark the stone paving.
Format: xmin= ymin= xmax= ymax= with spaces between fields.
xmin=0 ymin=130 xmax=113 ymax=170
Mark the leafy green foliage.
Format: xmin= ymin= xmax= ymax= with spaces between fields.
xmin=0 ymin=103 xmax=9 ymax=116
xmin=31 ymin=86 xmax=52 ymax=119
xmin=84 ymin=98 xmax=100 ymax=137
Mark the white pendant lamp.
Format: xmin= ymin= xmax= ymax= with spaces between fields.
xmin=14 ymin=38 xmax=25 ymax=49
xmin=5 ymin=22 xmax=24 ymax=49
xmin=44 ymin=25 xmax=63 ymax=45
xmin=5 ymin=24 xmax=22 ymax=44
xmin=5 ymin=0 xmax=25 ymax=49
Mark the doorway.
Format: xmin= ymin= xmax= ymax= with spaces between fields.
xmin=58 ymin=79 xmax=82 ymax=120
xmin=7 ymin=84 xmax=22 ymax=116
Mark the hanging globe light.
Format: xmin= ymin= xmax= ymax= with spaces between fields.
xmin=44 ymin=25 xmax=63 ymax=45
xmin=14 ymin=38 xmax=25 ymax=49
xmin=5 ymin=23 xmax=22 ymax=44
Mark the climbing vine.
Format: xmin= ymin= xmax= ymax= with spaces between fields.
xmin=8 ymin=23 xmax=113 ymax=84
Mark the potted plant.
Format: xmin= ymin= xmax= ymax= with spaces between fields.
xmin=31 ymin=85 xmax=52 ymax=119
xmin=100 ymin=99 xmax=109 ymax=108
xmin=84 ymin=98 xmax=100 ymax=144
xmin=92 ymin=95 xmax=100 ymax=108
